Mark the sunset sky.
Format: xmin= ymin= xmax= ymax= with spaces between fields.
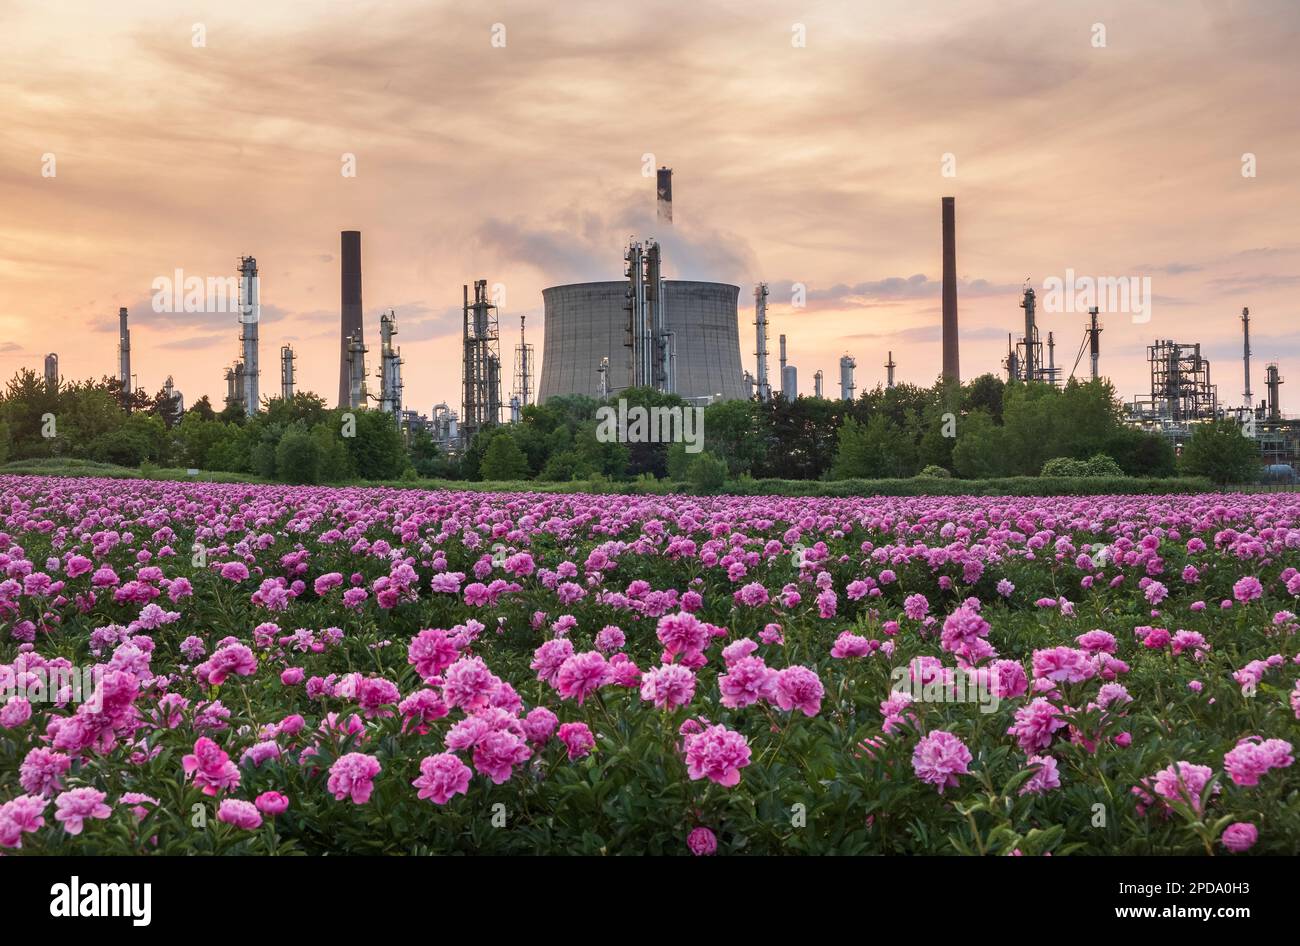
xmin=1 ymin=0 xmax=1297 ymax=415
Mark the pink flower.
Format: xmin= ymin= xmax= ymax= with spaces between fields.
xmin=19 ymin=748 xmax=71 ymax=797
xmin=1134 ymin=761 xmax=1218 ymax=817
xmin=1019 ymin=755 xmax=1062 ymax=795
xmin=639 ymin=663 xmax=696 ymax=710
xmin=182 ymin=737 xmax=241 ymax=796
xmin=1232 ymin=576 xmax=1263 ymax=603
xmin=831 ymin=632 xmax=873 ymax=659
xmin=557 ymin=722 xmax=596 ymax=760
xmin=408 ymin=628 xmax=459 ymax=679
xmin=255 ymin=791 xmax=290 ymax=816
xmin=471 ymin=730 xmax=532 ymax=784
xmin=1223 ymin=737 xmax=1293 ymax=787
xmin=442 ymin=656 xmax=499 ymax=710
xmin=522 ymin=706 xmax=559 ymax=745
xmin=718 ymin=656 xmax=777 ymax=709
xmin=1031 ymin=647 xmax=1095 ymax=684
xmin=912 ymin=730 xmax=971 ymax=793
xmin=773 ymin=666 xmax=824 ymax=717
xmin=1220 ymin=822 xmax=1258 ymax=852
xmin=412 ymin=753 xmax=473 ymax=804
xmin=217 ymin=798 xmax=263 ymax=830
xmin=530 ymin=638 xmax=575 ymax=686
xmin=683 ymin=724 xmax=752 ymax=787
xmin=1008 ymin=698 xmax=1067 ymax=753
xmin=327 ymin=753 xmax=382 ymax=804
xmin=553 ymin=651 xmax=611 ymax=705
xmin=0 ymin=698 xmax=32 ymax=728
xmin=194 ymin=642 xmax=257 ymax=685
xmin=687 ymin=826 xmax=717 ymax=856
xmin=54 ymin=787 xmax=112 ymax=835
xmin=0 ymin=795 xmax=47 ymax=849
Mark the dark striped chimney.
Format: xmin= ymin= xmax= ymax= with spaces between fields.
xmin=941 ymin=197 xmax=959 ymax=385
xmin=339 ymin=230 xmax=363 ymax=408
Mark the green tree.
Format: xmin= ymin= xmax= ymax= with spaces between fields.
xmin=1178 ymin=420 xmax=1260 ymax=484
xmin=951 ymin=409 xmax=1011 ymax=478
xmin=480 ymin=431 xmax=529 ymax=480
xmin=276 ymin=427 xmax=321 ymax=483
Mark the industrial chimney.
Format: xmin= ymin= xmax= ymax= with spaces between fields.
xmin=1265 ymin=362 xmax=1283 ymax=421
xmin=656 ymin=167 xmax=673 ymax=224
xmin=885 ymin=351 xmax=896 ymax=388
xmin=941 ymin=196 xmax=959 ymax=385
xmin=813 ymin=370 xmax=823 ymax=398
xmin=43 ymin=353 xmax=58 ymax=387
xmin=839 ymin=354 xmax=856 ymax=401
xmin=754 ymin=284 xmax=771 ymax=401
xmin=238 ymin=256 xmax=260 ymax=415
xmin=1242 ymin=307 xmax=1252 ymax=409
xmin=118 ymin=307 xmax=131 ymax=410
xmin=339 ymin=231 xmax=364 ymax=408
xmin=281 ymin=344 xmax=296 ymax=401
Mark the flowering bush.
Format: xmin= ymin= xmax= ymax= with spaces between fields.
xmin=0 ymin=476 xmax=1297 ymax=855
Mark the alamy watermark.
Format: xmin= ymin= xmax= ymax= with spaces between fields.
xmin=595 ymin=399 xmax=704 ymax=453
xmin=3 ymin=665 xmax=104 ymax=712
xmin=152 ymin=269 xmax=255 ymax=315
xmin=1041 ymin=269 xmax=1152 ymax=324
xmin=889 ymin=664 xmax=1000 ymax=714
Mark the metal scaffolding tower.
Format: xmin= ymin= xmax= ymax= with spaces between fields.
xmin=462 ymin=279 xmax=502 ymax=447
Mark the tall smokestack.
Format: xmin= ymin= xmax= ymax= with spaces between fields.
xmin=656 ymin=167 xmax=673 ymax=224
xmin=239 ymin=256 xmax=260 ymax=415
xmin=339 ymin=231 xmax=364 ymax=408
xmin=1242 ymin=307 xmax=1252 ymax=409
xmin=1265 ymin=362 xmax=1283 ymax=421
xmin=1089 ymin=307 xmax=1101 ymax=381
xmin=754 ymin=283 xmax=770 ymax=400
xmin=281 ymin=344 xmax=296 ymax=401
xmin=118 ymin=307 xmax=131 ymax=410
xmin=885 ymin=350 xmax=896 ymax=388
xmin=941 ymin=196 xmax=959 ymax=385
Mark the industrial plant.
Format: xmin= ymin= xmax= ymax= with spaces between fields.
xmin=77 ymin=175 xmax=1292 ymax=475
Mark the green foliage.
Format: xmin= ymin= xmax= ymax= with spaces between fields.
xmin=1178 ymin=420 xmax=1262 ymax=484
xmin=480 ymin=430 xmax=530 ymax=480
xmin=342 ymin=410 xmax=411 ymax=481
xmin=1041 ymin=453 xmax=1124 ymax=477
xmin=276 ymin=427 xmax=321 ymax=484
xmin=831 ymin=415 xmax=917 ymax=479
xmin=686 ymin=452 xmax=728 ymax=493
xmin=916 ymin=464 xmax=951 ymax=479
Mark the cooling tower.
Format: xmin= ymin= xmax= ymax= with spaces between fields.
xmin=338 ymin=231 xmax=363 ymax=408
xmin=538 ymin=281 xmax=746 ymax=402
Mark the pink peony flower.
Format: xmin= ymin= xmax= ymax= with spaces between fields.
xmin=412 ymin=753 xmax=473 ymax=804
xmin=182 ymin=737 xmax=241 ymax=796
xmin=683 ymin=724 xmax=752 ymax=787
xmin=327 ymin=753 xmax=382 ymax=804
xmin=217 ymin=798 xmax=263 ymax=830
xmin=773 ymin=666 xmax=824 ymax=717
xmin=54 ymin=787 xmax=112 ymax=836
xmin=255 ymin=791 xmax=290 ymax=816
xmin=1220 ymin=822 xmax=1258 ymax=852
xmin=687 ymin=826 xmax=717 ymax=856
xmin=557 ymin=721 xmax=596 ymax=760
xmin=912 ymin=730 xmax=971 ymax=793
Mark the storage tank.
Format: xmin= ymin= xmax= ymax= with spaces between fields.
xmin=537 ymin=280 xmax=747 ymax=401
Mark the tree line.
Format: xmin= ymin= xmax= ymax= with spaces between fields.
xmin=0 ymin=368 xmax=1262 ymax=485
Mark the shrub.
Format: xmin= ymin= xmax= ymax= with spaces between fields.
xmin=916 ymin=464 xmax=952 ymax=479
xmin=1178 ymin=420 xmax=1262 ymax=485
xmin=276 ymin=428 xmax=321 ymax=484
xmin=687 ymin=452 xmax=728 ymax=493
